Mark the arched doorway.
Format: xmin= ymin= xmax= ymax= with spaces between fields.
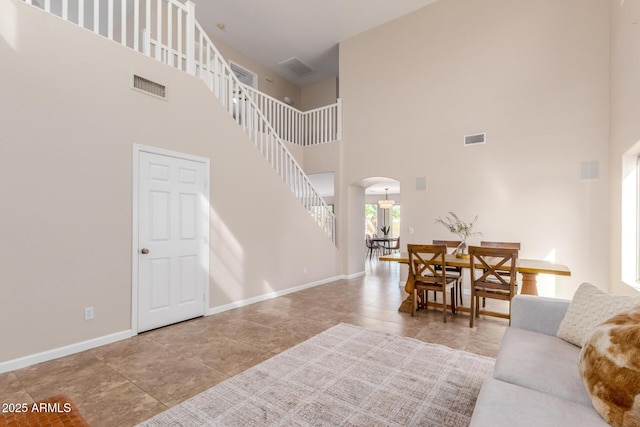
xmin=360 ymin=177 xmax=401 ymax=258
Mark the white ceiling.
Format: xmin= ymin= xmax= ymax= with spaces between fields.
xmin=193 ymin=0 xmax=440 ymax=87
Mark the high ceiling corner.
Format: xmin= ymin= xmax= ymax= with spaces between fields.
xmin=191 ymin=0 xmax=440 ymax=87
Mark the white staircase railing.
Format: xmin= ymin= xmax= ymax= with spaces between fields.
xmin=241 ymin=85 xmax=342 ymax=146
xmin=23 ymin=0 xmax=336 ymax=243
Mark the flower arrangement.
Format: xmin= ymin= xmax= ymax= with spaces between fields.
xmin=435 ymin=212 xmax=482 ymax=257
xmin=380 ymin=226 xmax=391 ymax=236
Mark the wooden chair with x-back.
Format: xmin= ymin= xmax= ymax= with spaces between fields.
xmin=408 ymin=244 xmax=458 ymax=322
xmin=479 ymin=241 xmax=521 ymax=307
xmin=480 ymin=241 xmax=521 ymax=250
xmin=469 ymin=245 xmax=518 ymax=328
xmin=432 ymin=240 xmax=464 ymax=305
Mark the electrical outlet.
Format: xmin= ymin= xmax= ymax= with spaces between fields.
xmin=303 ymin=267 xmax=308 ymax=274
xmin=408 ymin=227 xmax=414 ymax=235
xmin=84 ymin=307 xmax=94 ymax=320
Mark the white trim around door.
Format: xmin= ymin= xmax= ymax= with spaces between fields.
xmin=132 ymin=144 xmax=210 ymax=334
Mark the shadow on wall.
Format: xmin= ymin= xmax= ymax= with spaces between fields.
xmin=209 ymin=206 xmax=245 ymax=306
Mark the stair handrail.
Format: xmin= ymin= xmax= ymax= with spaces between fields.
xmin=190 ymin=21 xmax=335 ymax=243
xmin=21 ymin=0 xmax=336 ymax=243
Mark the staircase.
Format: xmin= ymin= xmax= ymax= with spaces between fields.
xmin=24 ymin=0 xmax=338 ymax=243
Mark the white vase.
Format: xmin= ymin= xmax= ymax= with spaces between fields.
xmin=456 ymin=240 xmax=469 ymax=258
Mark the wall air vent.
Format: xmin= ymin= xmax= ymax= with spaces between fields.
xmin=464 ymin=132 xmax=486 ymax=146
xmin=132 ymin=75 xmax=167 ymax=100
xmin=278 ymin=57 xmax=315 ymax=77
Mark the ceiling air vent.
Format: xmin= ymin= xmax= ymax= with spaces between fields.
xmin=464 ymin=132 xmax=486 ymax=146
xmin=278 ymin=57 xmax=315 ymax=77
xmin=132 ymin=75 xmax=167 ymax=99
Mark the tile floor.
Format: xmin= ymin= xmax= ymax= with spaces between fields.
xmin=0 ymin=260 xmax=509 ymax=426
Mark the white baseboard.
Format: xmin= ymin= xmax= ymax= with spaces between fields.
xmin=1 ymin=274 xmax=366 ymax=373
xmin=208 ymin=274 xmax=347 ymax=315
xmin=345 ymin=271 xmax=365 ymax=280
xmin=0 ymin=330 xmax=133 ymax=374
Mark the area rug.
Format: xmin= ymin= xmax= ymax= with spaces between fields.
xmin=137 ymin=323 xmax=495 ymax=427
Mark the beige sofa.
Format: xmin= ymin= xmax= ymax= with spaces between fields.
xmin=470 ymin=295 xmax=609 ymax=426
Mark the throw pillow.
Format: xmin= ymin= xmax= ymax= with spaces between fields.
xmin=556 ymin=282 xmax=640 ymax=347
xmin=579 ymin=306 xmax=640 ymax=427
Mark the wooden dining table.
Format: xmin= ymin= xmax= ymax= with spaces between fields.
xmin=379 ymin=252 xmax=571 ymax=313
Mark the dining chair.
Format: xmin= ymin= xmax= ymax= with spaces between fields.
xmin=480 ymin=241 xmax=521 ymax=307
xmin=365 ymin=234 xmax=381 ymax=260
xmin=468 ymin=246 xmax=518 ymax=327
xmin=480 ymin=241 xmax=521 ymax=250
xmin=408 ymin=244 xmax=457 ymax=322
xmin=388 ymin=237 xmax=400 ymax=254
xmin=432 ymin=240 xmax=463 ymax=306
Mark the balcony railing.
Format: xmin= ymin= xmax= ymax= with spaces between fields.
xmin=241 ymin=85 xmax=341 ymax=146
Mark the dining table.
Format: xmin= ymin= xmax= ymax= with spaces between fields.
xmin=379 ymin=252 xmax=571 ymax=313
xmin=371 ymin=236 xmax=399 ymax=255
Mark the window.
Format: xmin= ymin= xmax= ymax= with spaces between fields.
xmin=622 ymin=152 xmax=640 ymax=290
xmin=391 ymin=205 xmax=401 ymax=238
xmin=230 ymin=61 xmax=257 ymax=88
xmin=365 ymin=203 xmax=401 ymax=238
xmin=365 ymin=204 xmax=378 ymax=236
xmin=637 ymin=156 xmax=640 ymax=284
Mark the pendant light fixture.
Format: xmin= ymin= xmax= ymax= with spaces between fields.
xmin=378 ymin=188 xmax=395 ymax=209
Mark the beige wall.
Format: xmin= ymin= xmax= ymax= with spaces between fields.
xmin=210 ymin=35 xmax=302 ymax=107
xmin=346 ymin=185 xmax=366 ymax=275
xmin=285 ymin=141 xmax=305 ymax=167
xmin=5 ymin=0 xmax=639 ymax=369
xmin=113 ymin=1 xmax=303 ymax=107
xmin=340 ymin=0 xmax=611 ymax=297
xmin=301 ymin=77 xmax=339 ymax=111
xmin=0 ymin=0 xmax=339 ymax=365
xmin=609 ymin=0 xmax=640 ymax=295
xmin=303 ymin=141 xmax=340 ymax=175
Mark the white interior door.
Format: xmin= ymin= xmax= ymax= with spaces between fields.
xmin=137 ymin=150 xmax=208 ymax=333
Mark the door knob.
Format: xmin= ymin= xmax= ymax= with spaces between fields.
xmin=141 ymin=248 xmax=149 ymax=254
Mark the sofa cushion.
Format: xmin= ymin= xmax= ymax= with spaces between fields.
xmin=556 ymin=282 xmax=640 ymax=347
xmin=493 ymin=327 xmax=591 ymax=407
xmin=579 ymin=306 xmax=640 ymax=427
xmin=470 ymin=378 xmax=609 ymax=427
xmin=511 ymin=295 xmax=570 ymax=336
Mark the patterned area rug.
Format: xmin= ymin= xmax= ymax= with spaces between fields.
xmin=138 ymin=323 xmax=494 ymax=427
